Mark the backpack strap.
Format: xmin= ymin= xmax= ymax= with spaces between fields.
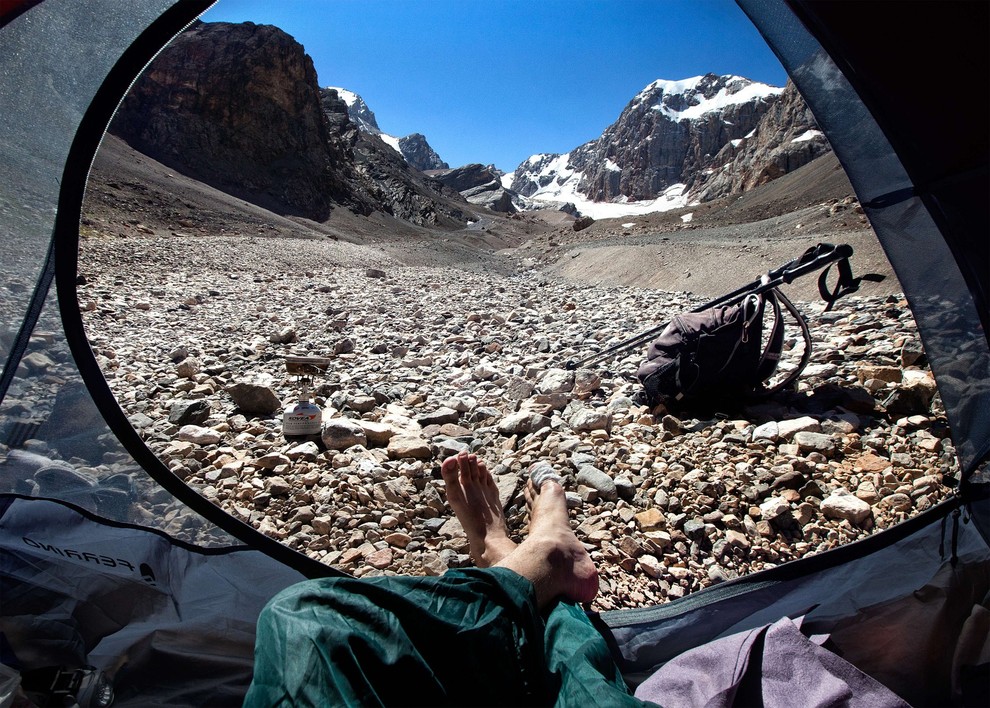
xmin=759 ymin=288 xmax=813 ymax=395
xmin=756 ymin=288 xmax=785 ymax=383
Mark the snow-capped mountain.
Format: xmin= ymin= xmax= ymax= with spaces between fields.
xmin=327 ymin=86 xmax=448 ymax=171
xmin=507 ymin=73 xmax=828 ymax=218
xmin=111 ymin=19 xmax=830 ymax=226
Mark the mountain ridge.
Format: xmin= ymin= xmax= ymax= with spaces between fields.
xmin=96 ymin=18 xmax=880 ymax=287
xmin=508 ymin=73 xmax=829 ymax=216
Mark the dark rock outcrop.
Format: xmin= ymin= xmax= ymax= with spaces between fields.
xmin=110 ymin=21 xmax=358 ymax=221
xmin=433 ymin=164 xmax=499 ymax=192
xmin=432 ymin=164 xmax=517 ymax=213
xmin=399 ymin=133 xmax=449 ymax=171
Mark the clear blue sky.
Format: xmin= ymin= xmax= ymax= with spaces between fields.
xmin=201 ymin=0 xmax=789 ymax=172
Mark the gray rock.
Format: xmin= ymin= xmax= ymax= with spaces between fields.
xmin=793 ymin=431 xmax=836 ymax=456
xmin=575 ymin=465 xmax=617 ymax=501
xmin=536 ymin=367 xmax=574 ymax=394
xmin=321 ymin=419 xmax=367 ymax=450
xmin=417 ymin=407 xmax=460 ymax=427
xmin=227 ymin=381 xmax=281 ymax=414
xmin=169 ymin=400 xmax=211 ymax=426
xmin=821 ymin=488 xmax=872 ymax=524
xmin=777 ymin=416 xmax=821 ymax=440
xmin=497 ymin=411 xmax=551 ymax=436
xmin=569 ymin=407 xmax=610 ymax=432
xmin=176 ymin=425 xmax=221 ymax=446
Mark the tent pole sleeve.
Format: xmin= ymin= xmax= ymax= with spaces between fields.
xmin=0 ymin=240 xmax=54 ymax=404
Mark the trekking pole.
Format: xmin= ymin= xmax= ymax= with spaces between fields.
xmin=564 ymin=243 xmax=855 ymax=370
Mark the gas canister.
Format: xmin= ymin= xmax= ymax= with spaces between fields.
xmin=282 ymin=397 xmax=322 ymax=441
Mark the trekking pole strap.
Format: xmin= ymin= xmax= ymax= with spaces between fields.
xmin=817 ymin=254 xmax=886 ymax=311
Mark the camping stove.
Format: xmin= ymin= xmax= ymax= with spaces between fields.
xmin=282 ymin=355 xmax=331 ymax=442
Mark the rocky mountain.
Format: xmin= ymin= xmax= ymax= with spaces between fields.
xmin=329 ymin=87 xmax=380 ymax=134
xmin=398 ymin=134 xmax=449 ymax=172
xmin=327 ymin=87 xmax=519 ymax=211
xmin=509 ymin=74 xmax=829 ymax=212
xmin=319 ymin=86 xmax=470 ymax=225
xmin=690 ymin=80 xmax=831 ymax=201
xmin=108 ymin=21 xmax=833 ymax=230
xmin=109 ymin=21 xmax=358 ymax=221
xmin=110 ymin=21 xmax=470 ymax=227
xmin=329 ymin=87 xmax=449 ymax=171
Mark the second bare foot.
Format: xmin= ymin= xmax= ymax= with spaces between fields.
xmin=497 ymin=479 xmax=599 ymax=607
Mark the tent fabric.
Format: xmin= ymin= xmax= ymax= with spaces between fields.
xmin=737 ymin=0 xmax=990 ymax=477
xmin=0 ymin=496 xmax=305 ymax=705
xmin=245 ymin=567 xmax=649 ymax=707
xmin=0 ymin=1 xmax=329 ymax=704
xmin=0 ymin=0 xmax=987 ymax=705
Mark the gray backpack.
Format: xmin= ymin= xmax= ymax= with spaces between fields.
xmin=636 ymin=288 xmax=811 ymax=407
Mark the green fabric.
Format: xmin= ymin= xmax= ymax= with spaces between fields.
xmin=244 ymin=567 xmax=655 ymax=707
xmin=544 ymin=602 xmax=654 ymax=707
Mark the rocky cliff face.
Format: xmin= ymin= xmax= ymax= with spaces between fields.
xmin=690 ymin=80 xmax=830 ymax=201
xmin=430 ymin=164 xmax=517 ymax=213
xmin=111 ymin=22 xmax=472 ymax=227
xmin=509 ymin=74 xmax=829 ymax=211
xmin=110 ymin=21 xmax=359 ymax=221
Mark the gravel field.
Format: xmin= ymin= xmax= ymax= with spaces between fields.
xmin=54 ymin=139 xmax=956 ymax=611
xmin=74 ymin=222 xmax=954 ymax=611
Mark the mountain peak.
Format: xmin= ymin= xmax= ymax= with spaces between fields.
xmin=509 ymin=74 xmax=822 ymax=218
xmin=327 ymin=86 xmax=381 ymax=133
xmin=634 ymin=74 xmax=784 ymax=122
xmin=326 ymin=87 xmax=448 ymax=171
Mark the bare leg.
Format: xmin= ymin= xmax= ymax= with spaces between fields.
xmin=440 ymin=452 xmax=517 ymax=567
xmin=496 ymin=479 xmax=599 ymax=609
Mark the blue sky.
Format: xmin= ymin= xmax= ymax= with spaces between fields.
xmin=201 ymin=0 xmax=789 ymax=172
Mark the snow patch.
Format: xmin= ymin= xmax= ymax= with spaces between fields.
xmin=793 ymin=129 xmax=824 ymax=143
xmin=645 ymin=76 xmax=783 ymax=121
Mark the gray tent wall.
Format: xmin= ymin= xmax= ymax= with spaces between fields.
xmin=0 ymin=1 xmax=334 ymax=705
xmin=598 ymin=2 xmax=990 ymax=705
xmin=0 ymin=0 xmax=987 ymax=706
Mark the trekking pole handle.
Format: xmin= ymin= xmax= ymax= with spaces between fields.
xmin=772 ymin=243 xmax=852 ymax=283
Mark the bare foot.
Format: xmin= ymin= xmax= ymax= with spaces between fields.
xmin=440 ymin=453 xmax=517 ymax=567
xmin=497 ymin=479 xmax=599 ymax=608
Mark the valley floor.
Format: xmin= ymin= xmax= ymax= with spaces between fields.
xmin=74 ymin=230 xmax=953 ymax=611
